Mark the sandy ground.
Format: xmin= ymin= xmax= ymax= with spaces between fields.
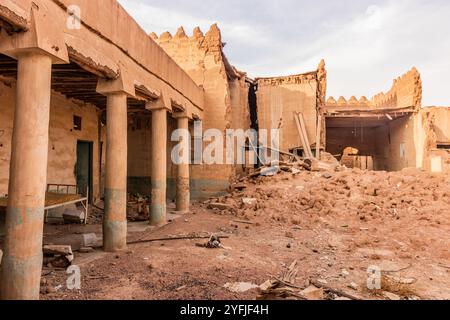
xmin=39 ymin=168 xmax=450 ymax=300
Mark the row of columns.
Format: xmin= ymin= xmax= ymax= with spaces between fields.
xmin=0 ymin=50 xmax=192 ymax=299
xmin=0 ymin=52 xmax=53 ymax=300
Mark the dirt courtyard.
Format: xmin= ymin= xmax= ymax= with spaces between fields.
xmin=36 ymin=167 xmax=450 ymax=301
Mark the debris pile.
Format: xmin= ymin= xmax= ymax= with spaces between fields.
xmin=195 ymin=234 xmax=226 ymax=249
xmin=88 ymin=194 xmax=151 ymax=224
xmin=205 ymin=160 xmax=450 ymax=226
xmin=127 ymin=194 xmax=150 ymax=221
xmin=257 ymin=261 xmax=360 ymax=300
xmin=43 ymin=245 xmax=74 ymax=269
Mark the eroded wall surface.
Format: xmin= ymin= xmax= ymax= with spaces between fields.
xmin=374 ymin=116 xmax=417 ymax=171
xmin=154 ymin=25 xmax=250 ymax=199
xmin=325 ymin=68 xmax=424 ymax=172
xmin=420 ymin=107 xmax=450 ymax=173
xmin=256 ymin=73 xmax=319 ymax=152
xmin=0 ymin=81 xmax=101 ymax=201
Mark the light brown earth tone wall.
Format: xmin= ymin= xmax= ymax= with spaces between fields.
xmin=419 ymin=107 xmax=450 ymax=173
xmin=0 ymin=81 xmax=14 ymax=197
xmin=154 ymin=25 xmax=250 ymax=199
xmin=229 ymin=78 xmax=251 ymax=175
xmin=127 ymin=115 xmax=152 ymax=196
xmin=256 ymin=72 xmax=319 ymax=152
xmin=372 ymin=68 xmax=422 ymax=110
xmin=374 ymin=116 xmax=417 ymax=171
xmin=422 ymin=107 xmax=450 ymax=145
xmin=0 ymin=81 xmax=101 ymax=201
xmin=230 ymin=78 xmax=251 ymax=132
xmin=127 ymin=114 xmax=179 ymax=200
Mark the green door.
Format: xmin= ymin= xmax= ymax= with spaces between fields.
xmin=76 ymin=141 xmax=93 ymax=203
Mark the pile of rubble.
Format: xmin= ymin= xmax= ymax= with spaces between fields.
xmin=127 ymin=194 xmax=150 ymax=222
xmin=87 ymin=193 xmax=151 ymax=224
xmin=257 ymin=261 xmax=360 ymax=300
xmin=205 ymin=154 xmax=450 ymax=226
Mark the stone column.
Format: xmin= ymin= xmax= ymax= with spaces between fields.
xmin=103 ymin=93 xmax=128 ymax=252
xmin=0 ymin=52 xmax=53 ymax=300
xmin=150 ymin=105 xmax=167 ymax=226
xmin=175 ymin=115 xmax=190 ymax=212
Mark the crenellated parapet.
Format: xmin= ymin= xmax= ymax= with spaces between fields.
xmin=326 ymin=95 xmax=373 ymax=109
xmin=152 ymin=24 xmax=223 ymax=60
xmin=152 ymin=24 xmax=244 ymax=81
xmin=373 ymin=67 xmax=422 ymax=110
xmin=326 ymin=67 xmax=422 ymax=111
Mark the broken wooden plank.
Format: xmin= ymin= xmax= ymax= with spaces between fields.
xmin=233 ymin=219 xmax=255 ymax=225
xmin=310 ymin=279 xmax=360 ymax=300
xmin=294 ymin=112 xmax=313 ymax=158
xmin=298 ymin=113 xmax=313 ymax=158
xmin=315 ymin=113 xmax=322 ymax=159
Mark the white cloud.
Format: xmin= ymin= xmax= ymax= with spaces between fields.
xmin=118 ymin=0 xmax=270 ymax=48
xmin=118 ymin=0 xmax=214 ymax=35
xmin=119 ymin=0 xmax=450 ymax=106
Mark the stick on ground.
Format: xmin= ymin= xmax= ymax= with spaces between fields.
xmin=310 ymin=279 xmax=361 ymax=300
xmin=127 ymin=234 xmax=230 ymax=245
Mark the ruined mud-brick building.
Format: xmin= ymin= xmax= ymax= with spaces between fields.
xmin=323 ymin=68 xmax=450 ymax=173
xmin=0 ymin=0 xmax=449 ymax=300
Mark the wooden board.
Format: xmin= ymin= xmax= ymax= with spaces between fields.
xmin=0 ymin=193 xmax=82 ymax=209
xmin=294 ymin=112 xmax=313 ymax=158
xmin=316 ymin=114 xmax=322 ymax=159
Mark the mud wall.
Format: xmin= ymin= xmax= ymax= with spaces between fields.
xmin=372 ymin=68 xmax=422 ymax=110
xmin=155 ymin=25 xmax=250 ymax=199
xmin=127 ymin=114 xmax=179 ymax=201
xmin=256 ymin=74 xmax=318 ymax=152
xmin=419 ymin=107 xmax=450 ymax=173
xmin=374 ymin=116 xmax=417 ymax=171
xmin=0 ymin=81 xmax=101 ymax=201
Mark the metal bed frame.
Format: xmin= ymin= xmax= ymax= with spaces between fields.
xmin=45 ymin=184 xmax=89 ymax=224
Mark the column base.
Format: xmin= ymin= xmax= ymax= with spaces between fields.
xmin=103 ymin=220 xmax=127 ymax=252
xmin=0 ymin=253 xmax=43 ymax=300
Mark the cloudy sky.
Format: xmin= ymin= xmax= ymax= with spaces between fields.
xmin=117 ymin=0 xmax=450 ymax=106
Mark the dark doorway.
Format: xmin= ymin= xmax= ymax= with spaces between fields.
xmin=248 ymin=81 xmax=259 ymax=131
xmin=76 ymin=141 xmax=93 ymax=203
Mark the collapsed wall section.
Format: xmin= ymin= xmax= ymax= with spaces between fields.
xmin=256 ymin=61 xmax=325 ymax=153
xmin=419 ymin=107 xmax=450 ymax=173
xmin=324 ymin=68 xmax=424 ymax=171
xmin=372 ymin=68 xmax=422 ymax=110
xmin=326 ymin=67 xmax=422 ymax=111
xmin=373 ymin=116 xmax=417 ymax=171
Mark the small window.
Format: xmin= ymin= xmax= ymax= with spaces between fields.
xmin=437 ymin=144 xmax=450 ymax=150
xmin=73 ymin=115 xmax=82 ymax=131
